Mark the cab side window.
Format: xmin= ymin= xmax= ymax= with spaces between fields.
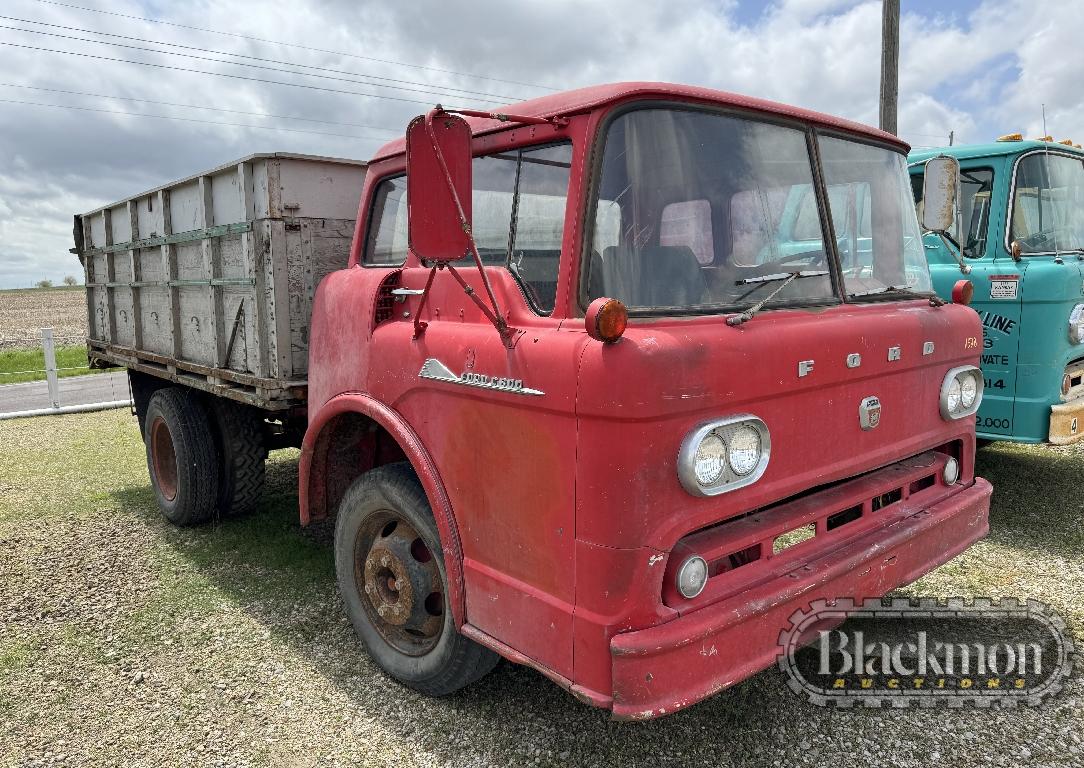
xmin=473 ymin=143 xmax=573 ymax=314
xmin=911 ymin=167 xmax=994 ymax=258
xmin=363 ymin=175 xmax=409 ymax=266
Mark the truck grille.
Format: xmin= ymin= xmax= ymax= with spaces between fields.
xmin=663 ymin=448 xmax=960 ymax=609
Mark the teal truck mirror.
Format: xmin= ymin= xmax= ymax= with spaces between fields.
xmin=921 ymin=155 xmax=960 ymax=233
xmin=921 ymin=155 xmax=970 ymax=275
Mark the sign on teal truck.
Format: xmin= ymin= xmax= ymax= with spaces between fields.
xmin=909 ymin=137 xmax=1084 ymax=444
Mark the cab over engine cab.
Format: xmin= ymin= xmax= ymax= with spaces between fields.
xmin=301 ymin=83 xmax=992 ymax=719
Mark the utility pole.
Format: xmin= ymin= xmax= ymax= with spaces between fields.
xmin=879 ymin=0 xmax=900 ymax=135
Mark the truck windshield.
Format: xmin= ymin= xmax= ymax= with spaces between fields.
xmin=818 ymin=136 xmax=932 ymax=297
xmin=1011 ymin=152 xmax=1084 ymax=254
xmin=587 ymin=107 xmax=930 ymax=313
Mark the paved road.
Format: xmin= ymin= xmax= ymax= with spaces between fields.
xmin=0 ymin=371 xmax=129 ymax=414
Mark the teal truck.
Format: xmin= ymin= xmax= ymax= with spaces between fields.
xmin=909 ymin=136 xmax=1084 ymax=444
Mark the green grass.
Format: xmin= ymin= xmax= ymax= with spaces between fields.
xmin=1 ymin=410 xmax=1083 ymax=766
xmin=0 ymin=344 xmax=118 ymax=385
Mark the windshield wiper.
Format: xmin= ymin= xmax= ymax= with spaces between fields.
xmin=727 ymin=270 xmax=830 ymax=326
xmin=851 ymin=284 xmax=946 ymax=306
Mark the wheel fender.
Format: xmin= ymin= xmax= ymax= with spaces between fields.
xmin=300 ymin=392 xmax=466 ymax=627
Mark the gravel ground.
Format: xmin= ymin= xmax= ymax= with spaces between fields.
xmin=0 ymin=288 xmax=87 ymax=349
xmin=1 ymin=409 xmax=1082 ymax=767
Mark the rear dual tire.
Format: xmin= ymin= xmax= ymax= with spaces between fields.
xmin=145 ymin=388 xmax=220 ymax=527
xmin=143 ymin=388 xmax=266 ymax=526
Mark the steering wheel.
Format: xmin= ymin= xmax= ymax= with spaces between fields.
xmin=1018 ymin=230 xmax=1054 ymax=250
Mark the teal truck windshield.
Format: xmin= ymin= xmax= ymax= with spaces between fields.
xmin=587 ymin=107 xmax=931 ymax=312
xmin=1011 ymin=152 xmax=1084 ymax=254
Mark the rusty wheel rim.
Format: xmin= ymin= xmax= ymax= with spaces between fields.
xmin=354 ymin=511 xmax=445 ymax=656
xmin=150 ymin=416 xmax=179 ymax=502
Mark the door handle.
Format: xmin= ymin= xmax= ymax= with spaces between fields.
xmin=390 ymin=287 xmax=425 ymax=302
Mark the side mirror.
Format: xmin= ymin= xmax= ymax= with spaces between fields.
xmin=921 ymin=155 xmax=960 ymax=233
xmin=406 ymin=111 xmax=472 ymax=262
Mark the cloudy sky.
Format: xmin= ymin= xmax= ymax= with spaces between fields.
xmin=0 ymin=0 xmax=1078 ymax=288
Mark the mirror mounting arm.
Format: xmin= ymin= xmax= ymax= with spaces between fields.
xmin=441 ymin=105 xmax=569 ymax=128
xmin=415 ymin=107 xmax=521 ymax=349
xmin=934 ymin=231 xmax=972 ymax=274
xmin=411 ymin=263 xmax=440 ymax=340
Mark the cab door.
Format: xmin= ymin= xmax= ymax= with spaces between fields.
xmin=379 ymin=141 xmax=583 ymax=680
xmin=913 ymin=160 xmax=1020 ymax=438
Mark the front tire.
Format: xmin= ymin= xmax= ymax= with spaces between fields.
xmin=144 ymin=387 xmax=220 ymax=526
xmin=334 ymin=463 xmax=498 ymax=695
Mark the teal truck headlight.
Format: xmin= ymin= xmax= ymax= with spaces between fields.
xmin=940 ymin=366 xmax=984 ymax=420
xmin=1068 ymin=304 xmax=1084 ymax=344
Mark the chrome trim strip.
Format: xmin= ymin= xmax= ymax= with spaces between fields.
xmin=418 ymin=358 xmax=545 ymax=396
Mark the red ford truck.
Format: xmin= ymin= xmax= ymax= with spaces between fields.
xmin=75 ymin=83 xmax=992 ymax=719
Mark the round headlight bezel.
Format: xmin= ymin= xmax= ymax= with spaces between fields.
xmin=676 ymin=555 xmax=708 ymax=599
xmin=678 ymin=416 xmax=771 ymax=497
xmin=939 ymin=365 xmax=984 ymax=420
xmin=942 ymin=456 xmax=960 ymax=485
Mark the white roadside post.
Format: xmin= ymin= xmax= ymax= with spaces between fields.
xmin=41 ymin=327 xmax=60 ymax=409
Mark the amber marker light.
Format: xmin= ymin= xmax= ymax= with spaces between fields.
xmin=952 ymin=279 xmax=974 ymax=305
xmin=585 ymin=297 xmax=628 ymax=343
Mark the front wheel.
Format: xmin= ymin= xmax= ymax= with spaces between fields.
xmin=334 ymin=463 xmax=498 ymax=695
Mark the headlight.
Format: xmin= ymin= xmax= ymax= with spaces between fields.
xmin=940 ymin=366 xmax=983 ymax=420
xmin=693 ymin=434 xmax=726 ymax=486
xmin=960 ymin=375 xmax=978 ymax=408
xmin=1070 ymin=304 xmax=1084 ymax=344
xmin=678 ymin=416 xmax=771 ymax=496
xmin=728 ymin=425 xmax=762 ymax=476
xmin=946 ymin=377 xmax=962 ymax=412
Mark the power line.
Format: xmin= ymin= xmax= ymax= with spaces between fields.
xmin=0 ymin=23 xmax=509 ymax=104
xmin=0 ymin=97 xmax=388 ymax=140
xmin=0 ymin=81 xmax=400 ymax=132
xmin=0 ymin=14 xmax=525 ymax=103
xmin=31 ymin=0 xmax=559 ymax=92
xmin=0 ymin=41 xmax=478 ymax=108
